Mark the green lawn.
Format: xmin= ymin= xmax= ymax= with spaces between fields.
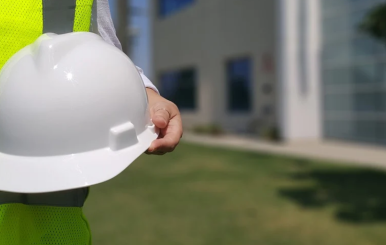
xmin=84 ymin=142 xmax=386 ymax=245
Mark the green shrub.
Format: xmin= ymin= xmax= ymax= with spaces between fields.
xmin=191 ymin=124 xmax=224 ymax=136
xmin=260 ymin=126 xmax=281 ymax=142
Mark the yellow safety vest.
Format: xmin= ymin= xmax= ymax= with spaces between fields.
xmin=0 ymin=0 xmax=94 ymax=69
xmin=0 ymin=0 xmax=94 ymax=244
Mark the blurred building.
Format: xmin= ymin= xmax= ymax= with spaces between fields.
xmin=150 ymin=0 xmax=386 ymax=145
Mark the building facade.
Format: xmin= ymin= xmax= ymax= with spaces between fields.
xmin=151 ymin=0 xmax=277 ymax=134
xmin=151 ymin=0 xmax=386 ymax=145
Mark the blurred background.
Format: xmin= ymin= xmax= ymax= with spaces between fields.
xmin=84 ymin=0 xmax=386 ymax=244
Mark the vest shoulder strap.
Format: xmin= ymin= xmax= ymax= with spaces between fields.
xmin=0 ymin=0 xmax=94 ymax=70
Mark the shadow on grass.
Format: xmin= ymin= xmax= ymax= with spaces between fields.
xmin=278 ymin=161 xmax=386 ymax=223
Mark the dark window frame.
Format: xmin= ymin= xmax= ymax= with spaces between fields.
xmin=157 ymin=0 xmax=195 ymax=18
xmin=159 ymin=67 xmax=198 ymax=111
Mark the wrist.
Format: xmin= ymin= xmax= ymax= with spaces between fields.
xmin=146 ymin=88 xmax=162 ymax=104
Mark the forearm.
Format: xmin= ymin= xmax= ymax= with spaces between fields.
xmin=146 ymin=88 xmax=165 ymax=106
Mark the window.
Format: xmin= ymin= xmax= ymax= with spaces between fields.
xmin=158 ymin=0 xmax=195 ymax=18
xmin=321 ymin=0 xmax=386 ymax=146
xmin=159 ymin=68 xmax=196 ymax=110
xmin=352 ymin=36 xmax=376 ymax=58
xmin=227 ymin=58 xmax=252 ymax=112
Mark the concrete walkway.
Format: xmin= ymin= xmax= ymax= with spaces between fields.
xmin=182 ymin=133 xmax=386 ymax=170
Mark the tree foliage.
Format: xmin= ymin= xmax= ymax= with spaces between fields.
xmin=359 ymin=3 xmax=386 ymax=44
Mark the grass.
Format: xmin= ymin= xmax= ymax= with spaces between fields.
xmin=84 ymin=142 xmax=386 ymax=245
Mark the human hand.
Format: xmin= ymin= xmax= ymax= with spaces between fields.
xmin=145 ymin=88 xmax=183 ymax=155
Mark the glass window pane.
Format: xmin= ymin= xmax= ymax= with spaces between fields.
xmin=351 ymin=37 xmax=375 ymax=58
xmin=354 ymin=120 xmax=377 ymax=142
xmin=227 ymin=58 xmax=252 ymax=112
xmin=324 ymin=93 xmax=352 ymax=111
xmin=160 ymin=68 xmax=197 ymax=110
xmin=158 ymin=0 xmax=195 ymax=17
xmin=352 ymin=64 xmax=376 ymax=84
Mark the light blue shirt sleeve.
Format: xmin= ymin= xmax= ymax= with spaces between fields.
xmin=91 ymin=0 xmax=159 ymax=94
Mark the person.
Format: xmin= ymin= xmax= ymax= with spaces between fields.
xmin=0 ymin=0 xmax=182 ymax=244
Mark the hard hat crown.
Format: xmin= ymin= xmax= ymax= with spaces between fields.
xmin=0 ymin=32 xmax=151 ymax=157
xmin=0 ymin=32 xmax=158 ymax=193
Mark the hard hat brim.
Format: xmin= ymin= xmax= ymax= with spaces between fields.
xmin=0 ymin=125 xmax=158 ymax=194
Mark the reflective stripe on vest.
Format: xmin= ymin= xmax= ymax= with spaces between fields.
xmin=0 ymin=188 xmax=89 ymax=207
xmin=0 ymin=0 xmax=94 ymax=70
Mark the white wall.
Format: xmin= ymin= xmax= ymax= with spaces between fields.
xmin=152 ymin=0 xmax=277 ymax=132
xmin=277 ymin=0 xmax=322 ymax=141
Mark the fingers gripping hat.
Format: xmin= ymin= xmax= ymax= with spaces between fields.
xmin=0 ymin=32 xmax=158 ymax=193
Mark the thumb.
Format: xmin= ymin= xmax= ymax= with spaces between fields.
xmin=151 ymin=103 xmax=170 ymax=129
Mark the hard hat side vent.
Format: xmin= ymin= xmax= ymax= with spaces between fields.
xmin=109 ymin=122 xmax=139 ymax=151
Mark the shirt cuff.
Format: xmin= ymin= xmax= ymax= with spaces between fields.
xmin=136 ymin=66 xmax=160 ymax=94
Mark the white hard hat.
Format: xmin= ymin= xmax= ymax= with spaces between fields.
xmin=0 ymin=32 xmax=158 ymax=193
